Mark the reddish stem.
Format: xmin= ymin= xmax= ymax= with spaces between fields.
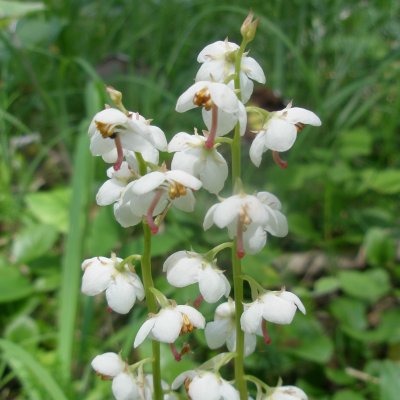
xmin=169 ymin=343 xmax=182 ymax=362
xmin=193 ymin=294 xmax=204 ymax=309
xmin=236 ymin=220 xmax=245 ymax=259
xmin=146 ymin=189 xmax=164 ymax=234
xmin=272 ymin=151 xmax=288 ymax=169
xmin=113 ymin=134 xmax=124 ymax=171
xmin=262 ymin=320 xmax=272 ymax=345
xmin=205 ymin=104 xmax=218 ymax=149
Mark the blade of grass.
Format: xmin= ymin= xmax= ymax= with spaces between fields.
xmin=0 ymin=339 xmax=68 ymax=400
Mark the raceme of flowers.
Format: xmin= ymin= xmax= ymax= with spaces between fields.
xmin=82 ymin=14 xmax=319 ymax=400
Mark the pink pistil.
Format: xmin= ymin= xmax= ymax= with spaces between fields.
xmin=262 ymin=320 xmax=272 ymax=345
xmin=113 ymin=134 xmax=124 ymax=171
xmin=106 ymin=306 xmax=113 ymax=313
xmin=236 ymin=220 xmax=245 ymax=259
xmin=146 ymin=189 xmax=164 ymax=234
xmin=205 ymin=104 xmax=218 ymax=149
xmin=169 ymin=343 xmax=182 ymax=362
xmin=193 ymin=294 xmax=204 ymax=309
xmin=272 ymin=150 xmax=288 ymax=169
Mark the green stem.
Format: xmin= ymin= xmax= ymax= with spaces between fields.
xmin=141 ymin=223 xmax=162 ymax=400
xmin=231 ymin=38 xmax=249 ymax=400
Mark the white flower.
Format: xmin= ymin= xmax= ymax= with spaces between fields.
xmin=119 ymin=169 xmax=202 ymax=232
xmin=91 ymin=353 xmax=177 ymax=400
xmin=134 ymin=304 xmax=205 ymax=348
xmin=168 ymin=131 xmax=228 ymax=194
xmin=265 ymin=385 xmax=308 ymax=400
xmin=241 ymin=290 xmax=306 ymax=337
xmin=250 ymin=103 xmax=321 ymax=168
xmin=88 ymin=108 xmax=167 ymax=167
xmin=81 ymin=255 xmax=144 ymax=314
xmin=196 ymin=40 xmax=266 ymax=103
xmin=205 ymin=300 xmax=256 ymax=356
xmin=163 ymin=251 xmax=230 ymax=303
xmin=203 ymin=192 xmax=288 ymax=257
xmin=176 ymin=81 xmax=247 ymax=138
xmin=172 ymin=370 xmax=239 ymax=400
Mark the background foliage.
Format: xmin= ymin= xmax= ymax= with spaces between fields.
xmin=0 ymin=0 xmax=399 ymax=399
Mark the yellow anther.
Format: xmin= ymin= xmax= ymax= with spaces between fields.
xmin=169 ymin=182 xmax=187 ymax=199
xmin=95 ymin=121 xmax=115 ymax=138
xmin=180 ymin=313 xmax=194 ymax=335
xmin=193 ymin=87 xmax=213 ymax=111
xmin=239 ymin=205 xmax=252 ymax=226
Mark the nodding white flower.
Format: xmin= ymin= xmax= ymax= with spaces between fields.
xmin=168 ymin=131 xmax=228 ymax=194
xmin=265 ymin=385 xmax=308 ymax=400
xmin=88 ymin=108 xmax=167 ymax=169
xmin=163 ymin=251 xmax=230 ymax=303
xmin=91 ymin=353 xmax=177 ymax=400
xmin=205 ymin=300 xmax=256 ymax=356
xmin=134 ymin=304 xmax=205 ymax=348
xmin=172 ymin=370 xmax=239 ymax=400
xmin=120 ymin=169 xmax=202 ymax=233
xmin=196 ymin=40 xmax=266 ymax=103
xmin=176 ymin=81 xmax=247 ymax=143
xmin=241 ymin=290 xmax=306 ymax=344
xmin=81 ymin=255 xmax=144 ymax=314
xmin=250 ymin=103 xmax=321 ymax=168
xmin=203 ymin=192 xmax=288 ymax=258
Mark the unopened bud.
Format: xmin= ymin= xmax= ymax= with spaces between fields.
xmin=106 ymin=86 xmax=128 ymax=114
xmin=240 ymin=11 xmax=259 ymax=42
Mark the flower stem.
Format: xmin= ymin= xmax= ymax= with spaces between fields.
xmin=141 ymin=223 xmax=162 ymax=400
xmin=231 ymin=38 xmax=249 ymax=400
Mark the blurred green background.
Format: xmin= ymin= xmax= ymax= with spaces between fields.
xmin=0 ymin=0 xmax=399 ymax=399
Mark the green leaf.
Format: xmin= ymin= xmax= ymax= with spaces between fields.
xmin=338 ymin=269 xmax=391 ymax=303
xmin=0 ymin=1 xmax=44 ymax=20
xmin=11 ymin=224 xmax=58 ymax=263
xmin=364 ymin=228 xmax=396 ymax=268
xmin=332 ymin=390 xmax=366 ymax=400
xmin=4 ymin=316 xmax=39 ymax=349
xmin=0 ymin=267 xmax=32 ymax=303
xmin=329 ymin=297 xmax=367 ymax=331
xmin=338 ymin=128 xmax=373 ymax=159
xmin=0 ymin=339 xmax=68 ymax=400
xmin=380 ymin=361 xmax=400 ymax=400
xmin=361 ymin=169 xmax=400 ymax=194
xmin=25 ymin=188 xmax=71 ymax=233
xmin=314 ymin=276 xmax=340 ymax=295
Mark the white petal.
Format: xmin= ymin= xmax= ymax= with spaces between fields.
xmin=261 ymin=293 xmax=297 ymax=325
xmin=198 ymin=150 xmax=228 ymax=194
xmin=249 ymin=130 xmax=267 ymax=167
xmin=106 ymin=274 xmax=137 ymax=314
xmin=265 ymin=209 xmax=288 ymax=237
xmin=96 ymin=179 xmax=125 ymax=206
xmin=151 ymin=308 xmax=182 ymax=343
xmin=166 ymin=170 xmax=202 ymax=190
xmin=268 ymin=385 xmax=308 ymax=400
xmin=131 ymin=172 xmax=166 ymax=195
xmin=147 ymin=125 xmax=167 ymax=151
xmin=240 ymin=302 xmax=264 ymax=333
xmin=113 ymin=200 xmax=142 ymax=228
xmin=94 ymin=108 xmax=128 ymax=125
xmin=226 ymin=326 xmax=237 ymax=352
xmin=265 ymin=118 xmax=297 ymax=152
xmin=208 ymin=82 xmax=239 ymax=114
xmin=81 ymin=263 xmax=113 ymax=296
xmin=280 ymin=291 xmax=306 ymax=315
xmin=212 ymin=196 xmax=242 ymax=228
xmin=203 ymin=204 xmax=217 ymax=230
xmin=91 ymin=352 xmax=124 ymax=377
xmin=134 ymin=318 xmax=156 ymax=348
xmin=176 ymin=82 xmax=206 ymax=112
xmin=237 ymin=101 xmax=248 ymax=136
xmin=198 ymin=267 xmax=227 ymax=303
xmin=112 ymin=372 xmax=140 ymax=400
xmin=195 ymin=60 xmax=226 ymax=82
xmin=257 ymin=191 xmax=282 ymax=210
xmin=197 ymin=41 xmax=238 ymax=62
xmin=172 ymin=190 xmax=196 ymax=212
xmin=220 ymin=380 xmax=240 ymax=400
xmin=163 ymin=250 xmax=190 ymax=272
xmin=204 ymin=320 xmax=229 ymax=349
xmin=168 ymin=132 xmax=199 ymax=152
xmin=242 ymin=56 xmax=266 ymax=83
xmin=171 ymin=151 xmax=199 ymax=176
xmin=239 ymin=74 xmax=254 ymax=104
xmin=243 ymin=225 xmax=267 ymax=255
xmin=244 ymin=333 xmax=257 ymax=356
xmin=189 ymin=373 xmax=220 ymax=400
xmin=176 ymin=305 xmax=205 ymax=329
xmin=90 ymin=133 xmax=114 ymax=156
xmin=285 ymin=107 xmax=321 ymax=126
xmin=172 ymin=371 xmax=197 ymax=390
xmin=202 ymin=107 xmax=237 ymax=137
xmin=165 ymin=256 xmax=201 ymax=287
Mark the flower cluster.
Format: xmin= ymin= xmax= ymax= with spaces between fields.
xmin=81 ymin=12 xmax=320 ymax=400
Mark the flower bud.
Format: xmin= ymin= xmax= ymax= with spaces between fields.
xmin=240 ymin=11 xmax=259 ymax=42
